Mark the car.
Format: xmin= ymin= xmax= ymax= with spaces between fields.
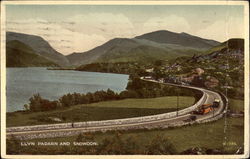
xmin=183 ymin=115 xmax=197 ymax=122
xmin=213 ymin=99 xmax=220 ymax=108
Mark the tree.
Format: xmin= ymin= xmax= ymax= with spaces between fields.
xmin=23 ymin=104 xmax=29 ymax=111
xmin=119 ymin=90 xmax=138 ymax=99
xmin=29 ymin=93 xmax=43 ymax=111
xmin=106 ymin=89 xmax=117 ymax=100
xmin=146 ymin=135 xmax=177 ymax=155
xmin=59 ymin=93 xmax=74 ymax=107
xmin=154 ymin=60 xmax=163 ymax=66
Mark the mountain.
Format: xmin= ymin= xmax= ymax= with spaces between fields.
xmin=186 ymin=38 xmax=244 ymax=63
xmin=6 ymin=32 xmax=70 ymax=66
xmin=67 ymin=30 xmax=220 ymax=66
xmin=135 ymin=30 xmax=220 ymax=49
xmin=172 ymin=38 xmax=244 ymax=98
xmin=6 ymin=40 xmax=58 ymax=67
xmin=67 ymin=38 xmax=186 ymax=65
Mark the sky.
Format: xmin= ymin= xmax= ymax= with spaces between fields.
xmin=5 ymin=4 xmax=245 ymax=55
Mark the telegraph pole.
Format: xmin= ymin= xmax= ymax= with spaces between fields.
xmin=213 ymin=106 xmax=215 ymax=117
xmin=223 ymin=83 xmax=228 ymax=149
xmin=176 ymin=88 xmax=179 ymax=116
xmin=223 ymin=57 xmax=229 ymax=150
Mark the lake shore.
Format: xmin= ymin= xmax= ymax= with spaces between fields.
xmin=7 ymin=67 xmax=129 ymax=112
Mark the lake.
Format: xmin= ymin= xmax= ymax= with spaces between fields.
xmin=6 ymin=67 xmax=129 ymax=112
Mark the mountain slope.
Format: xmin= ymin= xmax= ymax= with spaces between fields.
xmin=135 ymin=30 xmax=220 ymax=49
xmin=6 ymin=40 xmax=58 ymax=67
xmin=171 ymin=38 xmax=244 ymax=98
xmin=6 ymin=32 xmax=69 ymax=66
xmin=67 ymin=30 xmax=220 ymax=66
xmin=67 ymin=38 xmax=137 ymax=66
xmin=186 ymin=38 xmax=244 ymax=63
xmin=67 ymin=38 xmax=188 ymax=65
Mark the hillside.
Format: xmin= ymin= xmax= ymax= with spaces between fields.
xmin=6 ymin=32 xmax=70 ymax=66
xmin=67 ymin=30 xmax=220 ymax=66
xmin=6 ymin=40 xmax=58 ymax=67
xmin=135 ymin=30 xmax=220 ymax=49
xmin=162 ymin=38 xmax=244 ymax=99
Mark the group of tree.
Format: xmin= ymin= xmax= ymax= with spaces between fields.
xmin=25 ymin=89 xmax=120 ymax=112
xmin=76 ymin=62 xmax=149 ymax=77
xmin=24 ymin=76 xmax=201 ymax=112
xmin=126 ymin=76 xmax=202 ymax=99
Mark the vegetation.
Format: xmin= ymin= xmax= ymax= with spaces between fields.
xmin=23 ymin=89 xmax=119 ymax=112
xmin=7 ymin=32 xmax=69 ymax=66
xmin=7 ymin=96 xmax=194 ymax=127
xmin=7 ymin=31 xmax=244 ymax=155
xmin=7 ymin=75 xmax=201 ymax=127
xmin=67 ymin=30 xmax=219 ymax=66
xmin=6 ymin=116 xmax=243 ymax=155
xmin=85 ymin=96 xmax=194 ymax=109
xmin=151 ymin=39 xmax=244 ymax=99
xmin=76 ymin=62 xmax=149 ymax=76
xmin=228 ymin=98 xmax=244 ymax=113
xmin=6 ymin=40 xmax=58 ymax=67
xmin=126 ymin=76 xmax=202 ymax=99
xmin=7 ymin=132 xmax=178 ymax=155
xmin=20 ymin=76 xmax=201 ymax=112
xmin=76 ymin=39 xmax=244 ymax=101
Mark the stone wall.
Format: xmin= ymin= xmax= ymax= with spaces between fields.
xmin=8 ymin=92 xmax=227 ymax=141
xmin=7 ymin=83 xmax=228 ymax=141
xmin=7 ymin=91 xmax=206 ymax=133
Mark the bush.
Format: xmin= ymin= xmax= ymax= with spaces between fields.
xmin=146 ymin=135 xmax=177 ymax=155
xmin=25 ymin=78 xmax=198 ymax=112
xmin=28 ymin=94 xmax=58 ymax=112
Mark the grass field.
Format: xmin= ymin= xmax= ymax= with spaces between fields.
xmin=7 ymin=96 xmax=194 ymax=127
xmin=85 ymin=96 xmax=195 ymax=109
xmin=7 ymin=117 xmax=243 ymax=154
xmin=6 ymin=97 xmax=244 ymax=155
xmin=228 ymin=98 xmax=244 ymax=113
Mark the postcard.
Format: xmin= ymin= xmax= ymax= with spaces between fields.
xmin=1 ymin=0 xmax=249 ymax=158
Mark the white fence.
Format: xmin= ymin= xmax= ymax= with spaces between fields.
xmin=7 ymin=87 xmax=206 ymax=133
xmin=7 ymin=91 xmax=228 ymax=141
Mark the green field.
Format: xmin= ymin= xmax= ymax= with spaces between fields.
xmin=228 ymin=98 xmax=244 ymax=113
xmin=85 ymin=96 xmax=195 ymax=109
xmin=7 ymin=117 xmax=244 ymax=155
xmin=6 ymin=97 xmax=244 ymax=155
xmin=7 ymin=96 xmax=194 ymax=127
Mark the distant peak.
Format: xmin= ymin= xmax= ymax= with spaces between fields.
xmin=180 ymin=32 xmax=191 ymax=36
xmin=149 ymin=30 xmax=176 ymax=34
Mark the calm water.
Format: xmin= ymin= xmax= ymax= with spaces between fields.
xmin=6 ymin=68 xmax=129 ymax=112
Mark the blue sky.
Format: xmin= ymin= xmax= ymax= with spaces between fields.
xmin=6 ymin=4 xmax=245 ymax=54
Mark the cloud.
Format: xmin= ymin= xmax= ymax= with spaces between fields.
xmin=67 ymin=13 xmax=135 ymax=38
xmin=6 ymin=18 xmax=107 ymax=54
xmin=141 ymin=15 xmax=191 ymax=34
xmin=6 ymin=13 xmax=244 ymax=54
xmin=195 ymin=16 xmax=244 ymax=42
xmin=6 ymin=13 xmax=137 ymax=54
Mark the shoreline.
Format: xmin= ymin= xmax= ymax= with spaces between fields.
xmin=6 ymin=67 xmax=129 ymax=112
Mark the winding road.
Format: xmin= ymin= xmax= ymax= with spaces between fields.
xmin=6 ymin=79 xmax=227 ymax=140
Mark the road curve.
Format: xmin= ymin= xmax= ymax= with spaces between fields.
xmin=6 ymin=79 xmax=227 ymax=140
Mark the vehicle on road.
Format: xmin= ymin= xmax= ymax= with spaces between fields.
xmin=183 ymin=115 xmax=197 ymax=122
xmin=193 ymin=104 xmax=213 ymax=115
xmin=213 ymin=99 xmax=220 ymax=108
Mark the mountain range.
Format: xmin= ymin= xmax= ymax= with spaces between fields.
xmin=6 ymin=40 xmax=58 ymax=67
xmin=6 ymin=30 xmax=221 ymax=67
xmin=6 ymin=32 xmax=70 ymax=66
xmin=66 ymin=30 xmax=220 ymax=66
